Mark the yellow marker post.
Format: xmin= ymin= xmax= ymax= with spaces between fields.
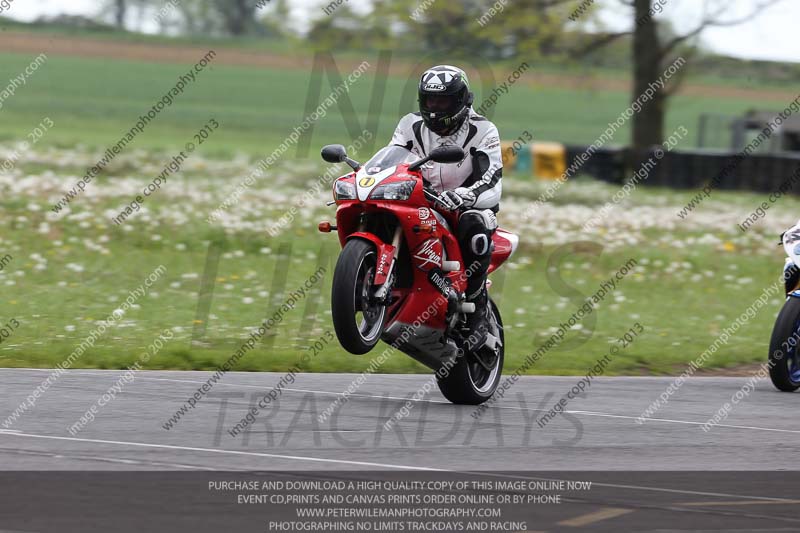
xmin=532 ymin=142 xmax=567 ymax=180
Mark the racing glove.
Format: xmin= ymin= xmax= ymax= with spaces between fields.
xmin=437 ymin=188 xmax=478 ymax=211
xmin=436 ymin=190 xmax=464 ymax=211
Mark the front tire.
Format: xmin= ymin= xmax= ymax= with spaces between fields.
xmin=436 ymin=299 xmax=504 ymax=404
xmin=769 ymin=296 xmax=800 ymax=392
xmin=331 ymin=239 xmax=387 ymax=355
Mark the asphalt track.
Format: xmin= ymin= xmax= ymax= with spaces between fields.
xmin=2 ymin=369 xmax=800 ymax=531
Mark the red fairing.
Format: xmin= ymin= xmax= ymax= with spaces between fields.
xmin=343 ymin=232 xmax=395 ymax=286
xmin=412 ymin=238 xmax=443 ymax=272
xmin=489 ymin=229 xmax=516 ymax=274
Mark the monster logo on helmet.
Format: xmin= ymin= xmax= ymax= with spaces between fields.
xmin=418 ymin=65 xmax=474 ymax=136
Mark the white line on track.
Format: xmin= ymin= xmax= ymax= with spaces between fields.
xmin=568 ymin=410 xmax=800 ymax=434
xmin=0 ymin=429 xmax=796 ymax=504
xmin=0 ymin=430 xmax=445 ymax=471
xmin=20 ymin=369 xmax=800 ymax=436
xmin=0 ymin=446 xmax=219 ymax=471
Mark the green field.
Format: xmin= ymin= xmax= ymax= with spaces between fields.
xmin=1 ymin=29 xmax=797 ymax=376
xmin=0 ymin=42 xmax=785 ymax=159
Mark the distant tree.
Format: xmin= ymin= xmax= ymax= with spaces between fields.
xmin=258 ymin=0 xmax=293 ymax=38
xmin=99 ymin=0 xmax=157 ymax=31
xmin=357 ymin=0 xmax=584 ymax=59
xmin=97 ymin=0 xmax=128 ymax=29
xmin=177 ymin=0 xmax=221 ymax=35
xmin=212 ymin=0 xmax=263 ymax=36
xmin=574 ymin=0 xmax=786 ymax=164
xmin=113 ymin=0 xmax=127 ymax=28
xmin=474 ymin=0 xmax=587 ymax=59
xmin=128 ymin=0 xmax=153 ymax=32
xmin=307 ymin=5 xmax=369 ymax=50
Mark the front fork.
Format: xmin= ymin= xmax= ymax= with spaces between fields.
xmin=373 ymin=225 xmax=403 ymax=302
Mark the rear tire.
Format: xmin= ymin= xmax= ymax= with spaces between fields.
xmin=769 ymin=296 xmax=800 ymax=392
xmin=436 ymin=299 xmax=504 ymax=404
xmin=331 ymin=239 xmax=387 ymax=355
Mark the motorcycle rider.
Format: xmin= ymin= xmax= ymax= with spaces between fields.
xmin=390 ymin=65 xmax=503 ymax=347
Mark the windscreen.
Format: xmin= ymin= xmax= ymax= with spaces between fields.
xmin=363 ymin=145 xmax=416 ymax=175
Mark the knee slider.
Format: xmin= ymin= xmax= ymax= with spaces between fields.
xmin=471 ymin=234 xmax=490 ymax=256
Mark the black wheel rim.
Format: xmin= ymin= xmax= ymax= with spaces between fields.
xmin=786 ymin=316 xmax=800 ymax=385
xmin=466 ymin=307 xmax=501 ymax=393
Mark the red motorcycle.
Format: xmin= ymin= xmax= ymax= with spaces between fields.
xmin=318 ymin=144 xmax=519 ymax=404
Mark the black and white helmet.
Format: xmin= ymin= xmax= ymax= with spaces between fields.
xmin=418 ymin=65 xmax=474 ymax=136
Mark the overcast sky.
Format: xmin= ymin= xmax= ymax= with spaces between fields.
xmin=4 ymin=0 xmax=798 ymax=64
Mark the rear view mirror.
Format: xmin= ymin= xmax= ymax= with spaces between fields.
xmin=321 ymin=144 xmax=347 ymax=163
xmin=429 ymin=145 xmax=465 ymax=164
xmin=409 ymin=145 xmax=465 ymax=172
xmin=321 ymin=144 xmax=360 ymax=171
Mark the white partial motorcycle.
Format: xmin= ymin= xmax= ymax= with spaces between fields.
xmin=769 ymin=229 xmax=800 ymax=391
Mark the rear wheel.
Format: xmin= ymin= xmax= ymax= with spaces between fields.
xmin=436 ymin=299 xmax=504 ymax=404
xmin=769 ymin=296 xmax=800 ymax=392
xmin=331 ymin=239 xmax=387 ymax=355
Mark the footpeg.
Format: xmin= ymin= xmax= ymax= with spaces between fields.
xmin=442 ymin=260 xmax=460 ymax=272
xmin=483 ymin=333 xmax=499 ymax=351
xmin=458 ymin=302 xmax=476 ymax=313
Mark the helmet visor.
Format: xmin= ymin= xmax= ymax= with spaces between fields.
xmin=420 ymin=94 xmax=460 ymax=115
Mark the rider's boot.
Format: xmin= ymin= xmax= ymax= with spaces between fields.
xmin=463 ymin=286 xmax=489 ymax=351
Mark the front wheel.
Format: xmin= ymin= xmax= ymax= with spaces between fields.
xmin=436 ymin=299 xmax=504 ymax=404
xmin=769 ymin=296 xmax=800 ymax=392
xmin=331 ymin=239 xmax=387 ymax=355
